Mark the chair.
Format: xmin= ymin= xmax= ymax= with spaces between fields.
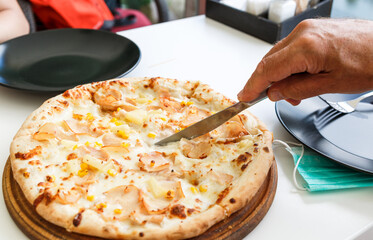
xmin=111 ymin=0 xmax=170 ymax=32
xmin=154 ymin=0 xmax=169 ymax=23
xmin=17 ymin=0 xmax=36 ymax=33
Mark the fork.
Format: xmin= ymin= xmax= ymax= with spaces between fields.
xmin=319 ymin=91 xmax=373 ymax=113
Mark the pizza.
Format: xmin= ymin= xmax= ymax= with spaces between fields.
xmin=10 ymin=77 xmax=274 ymax=239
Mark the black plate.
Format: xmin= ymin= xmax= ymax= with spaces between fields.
xmin=0 ymin=29 xmax=141 ymax=92
xmin=275 ymin=96 xmax=373 ymax=173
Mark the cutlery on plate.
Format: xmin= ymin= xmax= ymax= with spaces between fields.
xmin=319 ymin=91 xmax=373 ymax=113
xmin=155 ymin=90 xmax=268 ymax=146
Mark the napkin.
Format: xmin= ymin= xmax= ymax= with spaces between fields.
xmin=290 ymin=146 xmax=373 ymax=192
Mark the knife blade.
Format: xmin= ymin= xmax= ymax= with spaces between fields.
xmin=155 ymin=90 xmax=268 ymax=146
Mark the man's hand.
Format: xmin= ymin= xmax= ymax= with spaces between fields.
xmin=237 ymin=19 xmax=373 ymax=105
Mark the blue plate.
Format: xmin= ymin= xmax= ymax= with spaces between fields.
xmin=0 ymin=29 xmax=141 ymax=92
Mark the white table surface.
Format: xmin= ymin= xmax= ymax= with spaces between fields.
xmin=0 ymin=15 xmax=372 ymax=240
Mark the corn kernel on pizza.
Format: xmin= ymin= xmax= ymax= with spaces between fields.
xmin=10 ymin=77 xmax=274 ymax=239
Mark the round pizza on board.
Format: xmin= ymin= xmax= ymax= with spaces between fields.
xmin=10 ymin=77 xmax=274 ymax=239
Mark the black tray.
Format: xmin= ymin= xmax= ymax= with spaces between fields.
xmin=206 ymin=0 xmax=333 ymax=44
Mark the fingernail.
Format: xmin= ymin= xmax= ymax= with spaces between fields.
xmin=286 ymin=98 xmax=301 ymax=106
xmin=269 ymin=90 xmax=284 ymax=101
xmin=256 ymin=60 xmax=264 ymax=74
xmin=237 ymin=90 xmax=244 ymax=99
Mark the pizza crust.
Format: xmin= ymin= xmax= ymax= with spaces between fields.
xmin=10 ymin=77 xmax=274 ymax=239
xmin=11 ymin=95 xmax=72 ymax=203
xmin=218 ymin=129 xmax=274 ymax=215
xmin=61 ymin=205 xmax=225 ymax=239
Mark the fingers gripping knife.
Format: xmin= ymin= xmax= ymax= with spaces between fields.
xmin=155 ymin=90 xmax=268 ymax=146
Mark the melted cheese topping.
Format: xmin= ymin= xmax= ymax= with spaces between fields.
xmin=11 ymin=77 xmax=264 ymax=234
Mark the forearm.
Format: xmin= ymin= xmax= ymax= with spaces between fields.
xmin=0 ymin=1 xmax=29 ymax=43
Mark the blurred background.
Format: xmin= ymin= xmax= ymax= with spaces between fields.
xmin=331 ymin=0 xmax=373 ymax=19
xmin=131 ymin=0 xmax=373 ymax=23
xmin=18 ymin=0 xmax=373 ymax=34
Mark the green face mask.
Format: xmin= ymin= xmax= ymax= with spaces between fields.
xmin=274 ymin=140 xmax=373 ymax=192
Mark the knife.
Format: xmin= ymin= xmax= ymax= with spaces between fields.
xmin=155 ymin=90 xmax=268 ymax=146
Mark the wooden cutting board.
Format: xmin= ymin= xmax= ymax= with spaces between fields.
xmin=3 ymin=158 xmax=277 ymax=240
